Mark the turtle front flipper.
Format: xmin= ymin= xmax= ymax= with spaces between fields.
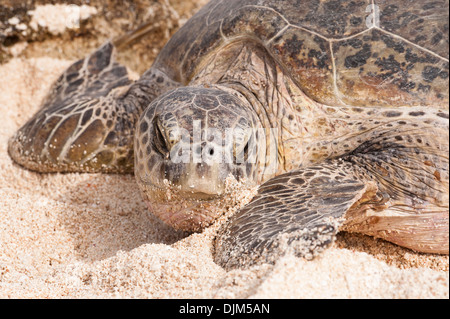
xmin=215 ymin=116 xmax=449 ymax=269
xmin=214 ymin=162 xmax=381 ymax=269
xmin=8 ymin=42 xmax=178 ymax=173
xmin=8 ymin=42 xmax=135 ymax=173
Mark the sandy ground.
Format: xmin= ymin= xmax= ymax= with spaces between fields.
xmin=0 ymin=42 xmax=448 ymax=299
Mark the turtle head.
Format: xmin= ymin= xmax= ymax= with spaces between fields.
xmin=135 ymin=86 xmax=265 ymax=232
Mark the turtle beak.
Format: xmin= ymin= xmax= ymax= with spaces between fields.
xmin=178 ymin=162 xmax=226 ymax=197
xmin=179 ymin=190 xmax=221 ymax=201
xmin=138 ymin=179 xmax=225 ymax=232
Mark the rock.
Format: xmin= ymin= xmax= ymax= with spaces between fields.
xmin=0 ymin=0 xmax=207 ymax=71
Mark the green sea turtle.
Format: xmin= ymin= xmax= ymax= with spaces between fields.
xmin=8 ymin=0 xmax=449 ymax=269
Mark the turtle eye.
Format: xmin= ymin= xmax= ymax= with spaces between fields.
xmin=243 ymin=141 xmax=250 ymax=161
xmin=234 ymin=137 xmax=252 ymax=164
xmin=153 ymin=118 xmax=169 ymax=158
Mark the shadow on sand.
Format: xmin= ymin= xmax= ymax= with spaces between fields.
xmin=56 ymin=173 xmax=188 ymax=262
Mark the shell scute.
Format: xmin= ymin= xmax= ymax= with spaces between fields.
xmin=155 ymin=0 xmax=449 ymax=108
xmin=376 ymin=0 xmax=449 ymax=60
xmin=333 ymin=29 xmax=449 ymax=107
xmin=268 ymin=26 xmax=337 ymax=105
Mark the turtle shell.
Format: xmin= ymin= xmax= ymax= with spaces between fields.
xmin=154 ymin=0 xmax=449 ymax=108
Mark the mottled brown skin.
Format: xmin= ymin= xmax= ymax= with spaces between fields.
xmin=8 ymin=0 xmax=449 ymax=269
xmin=8 ymin=43 xmax=180 ymax=173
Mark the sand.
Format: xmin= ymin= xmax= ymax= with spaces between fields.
xmin=0 ymin=42 xmax=448 ymax=300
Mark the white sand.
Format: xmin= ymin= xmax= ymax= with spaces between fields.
xmin=0 ymin=55 xmax=448 ymax=299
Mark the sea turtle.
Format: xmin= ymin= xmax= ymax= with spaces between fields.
xmin=8 ymin=0 xmax=449 ymax=269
